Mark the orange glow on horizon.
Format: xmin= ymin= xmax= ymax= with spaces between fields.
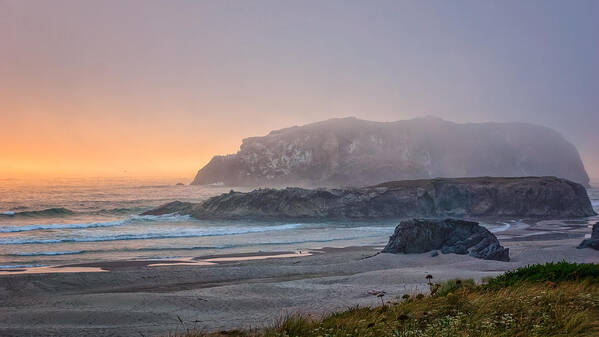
xmin=0 ymin=102 xmax=246 ymax=179
xmin=1 ymin=1 xmax=597 ymax=182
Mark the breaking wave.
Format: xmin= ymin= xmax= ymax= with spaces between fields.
xmin=1 ymin=207 xmax=155 ymax=218
xmin=0 ymin=223 xmax=303 ymax=245
xmin=94 ymin=207 xmax=149 ymax=215
xmin=0 ymin=207 xmax=74 ymax=217
xmin=0 ymin=214 xmax=191 ymax=233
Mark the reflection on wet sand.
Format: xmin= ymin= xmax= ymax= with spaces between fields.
xmin=0 ymin=251 xmax=312 ymax=274
xmin=0 ymin=266 xmax=106 ymax=275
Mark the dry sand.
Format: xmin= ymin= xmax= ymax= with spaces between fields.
xmin=1 ymin=218 xmax=598 ymax=337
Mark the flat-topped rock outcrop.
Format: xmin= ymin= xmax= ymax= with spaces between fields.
xmin=382 ymin=218 xmax=510 ymax=261
xmin=145 ymin=176 xmax=596 ymax=220
xmin=191 ymin=117 xmax=590 ymax=187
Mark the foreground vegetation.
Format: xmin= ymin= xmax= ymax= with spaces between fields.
xmin=178 ymin=262 xmax=599 ymax=337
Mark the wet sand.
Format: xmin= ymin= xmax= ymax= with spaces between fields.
xmin=0 ymin=218 xmax=598 ymax=337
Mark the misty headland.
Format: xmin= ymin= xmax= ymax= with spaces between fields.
xmin=192 ymin=117 xmax=590 ymax=188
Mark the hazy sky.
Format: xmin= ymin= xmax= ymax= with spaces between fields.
xmin=1 ymin=0 xmax=598 ymax=181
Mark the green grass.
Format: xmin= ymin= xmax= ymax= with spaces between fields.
xmin=177 ymin=262 xmax=599 ymax=337
xmin=485 ymin=261 xmax=599 ymax=288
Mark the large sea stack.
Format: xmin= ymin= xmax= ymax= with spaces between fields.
xmin=382 ymin=218 xmax=510 ymax=261
xmin=145 ymin=176 xmax=596 ymax=220
xmin=191 ymin=117 xmax=590 ymax=187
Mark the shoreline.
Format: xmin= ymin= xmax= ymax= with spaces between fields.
xmin=0 ymin=217 xmax=566 ymax=272
xmin=0 ymin=217 xmax=598 ymax=337
xmin=0 ymin=216 xmax=595 ymax=275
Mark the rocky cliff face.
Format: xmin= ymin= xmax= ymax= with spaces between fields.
xmin=382 ymin=218 xmax=510 ymax=261
xmin=146 ymin=177 xmax=596 ymax=220
xmin=191 ymin=117 xmax=590 ymax=187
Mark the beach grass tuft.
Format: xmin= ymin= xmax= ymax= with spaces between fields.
xmin=485 ymin=261 xmax=599 ymax=288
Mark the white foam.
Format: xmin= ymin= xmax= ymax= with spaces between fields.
xmin=0 ymin=264 xmax=46 ymax=269
xmin=490 ymin=223 xmax=511 ymax=233
xmin=12 ymin=251 xmax=83 ymax=256
xmin=353 ymin=225 xmax=396 ymax=232
xmin=1 ymin=211 xmax=15 ymax=216
xmin=0 ymin=223 xmax=304 ymax=245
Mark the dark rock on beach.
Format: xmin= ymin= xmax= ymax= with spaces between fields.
xmin=382 ymin=218 xmax=510 ymax=261
xmin=145 ymin=176 xmax=596 ymax=220
xmin=577 ymin=223 xmax=599 ymax=250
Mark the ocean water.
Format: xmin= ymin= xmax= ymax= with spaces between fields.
xmin=1 ymin=177 xmax=598 ymax=270
xmin=0 ymin=177 xmax=395 ymax=269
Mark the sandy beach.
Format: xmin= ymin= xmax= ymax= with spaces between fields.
xmin=1 ymin=217 xmax=598 ymax=337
